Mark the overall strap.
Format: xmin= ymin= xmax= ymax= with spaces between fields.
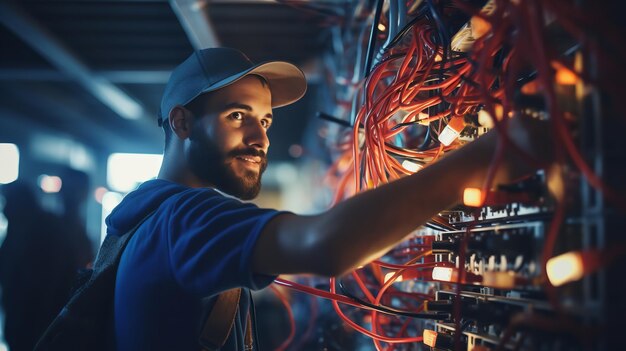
xmin=244 ymin=311 xmax=253 ymax=350
xmin=199 ymin=288 xmax=242 ymax=351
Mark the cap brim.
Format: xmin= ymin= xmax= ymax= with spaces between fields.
xmin=197 ymin=61 xmax=307 ymax=109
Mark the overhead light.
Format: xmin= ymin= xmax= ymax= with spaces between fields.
xmin=94 ymin=83 xmax=143 ymax=120
xmin=107 ymin=153 xmax=163 ymax=193
xmin=0 ymin=143 xmax=19 ymax=184
xmin=31 ymin=135 xmax=94 ymax=170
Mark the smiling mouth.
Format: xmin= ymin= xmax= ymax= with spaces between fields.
xmin=235 ymin=156 xmax=262 ymax=165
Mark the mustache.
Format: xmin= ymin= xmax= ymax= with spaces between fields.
xmin=228 ymin=148 xmax=267 ymax=161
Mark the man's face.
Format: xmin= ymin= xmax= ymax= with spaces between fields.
xmin=186 ymin=75 xmax=272 ymax=200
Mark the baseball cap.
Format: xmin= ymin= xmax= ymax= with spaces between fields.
xmin=158 ymin=47 xmax=307 ymax=126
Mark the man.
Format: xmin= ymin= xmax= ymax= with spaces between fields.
xmin=107 ymin=48 xmax=545 ymax=350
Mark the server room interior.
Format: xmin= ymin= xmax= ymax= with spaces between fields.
xmin=0 ymin=0 xmax=625 ymax=350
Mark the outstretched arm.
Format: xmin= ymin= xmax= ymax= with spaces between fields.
xmin=251 ymin=118 xmax=543 ymax=277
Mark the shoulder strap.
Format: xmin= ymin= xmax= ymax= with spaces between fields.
xmin=92 ymin=210 xmax=156 ymax=275
xmin=199 ymin=288 xmax=242 ymax=351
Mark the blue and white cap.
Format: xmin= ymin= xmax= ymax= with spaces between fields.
xmin=158 ymin=47 xmax=307 ymax=126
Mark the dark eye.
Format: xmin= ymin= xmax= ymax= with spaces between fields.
xmin=230 ymin=111 xmax=244 ymax=120
xmin=261 ymin=119 xmax=271 ymax=129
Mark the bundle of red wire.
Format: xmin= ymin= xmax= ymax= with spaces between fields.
xmin=273 ymin=0 xmax=625 ymax=350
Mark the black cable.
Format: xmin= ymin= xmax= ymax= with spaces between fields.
xmin=389 ymin=119 xmax=443 ymax=132
xmin=458 ymin=73 xmax=482 ymax=89
xmin=426 ymin=0 xmax=452 ymax=125
xmin=383 ymin=11 xmax=422 ymax=51
xmin=426 ymin=0 xmax=451 ymax=69
xmin=382 ymin=3 xmax=435 ymax=53
xmin=363 ymin=0 xmax=385 ymax=78
xmin=425 ymin=219 xmax=456 ymax=232
xmin=337 ymin=278 xmax=448 ymax=320
xmin=461 ymin=319 xmax=473 ymax=331
xmin=418 ymin=121 xmax=433 ymax=150
xmin=317 ymin=111 xmax=353 ymax=128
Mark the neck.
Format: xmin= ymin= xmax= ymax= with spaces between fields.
xmin=158 ymin=147 xmax=212 ymax=189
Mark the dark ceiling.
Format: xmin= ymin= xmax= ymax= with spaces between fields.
xmin=0 ymin=0 xmax=333 ymax=160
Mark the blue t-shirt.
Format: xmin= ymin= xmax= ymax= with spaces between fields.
xmin=106 ymin=179 xmax=282 ymax=350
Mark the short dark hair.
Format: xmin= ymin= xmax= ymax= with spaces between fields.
xmin=162 ymin=74 xmax=269 ymax=148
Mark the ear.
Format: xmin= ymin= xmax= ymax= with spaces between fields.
xmin=169 ymin=105 xmax=193 ymax=140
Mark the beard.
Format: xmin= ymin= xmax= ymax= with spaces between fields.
xmin=187 ymin=127 xmax=267 ymax=200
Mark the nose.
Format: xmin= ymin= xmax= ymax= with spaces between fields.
xmin=243 ymin=119 xmax=269 ymax=152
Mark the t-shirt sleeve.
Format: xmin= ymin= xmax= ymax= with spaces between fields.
xmin=165 ymin=189 xmax=285 ymax=296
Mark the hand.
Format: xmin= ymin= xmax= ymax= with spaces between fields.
xmin=489 ymin=113 xmax=555 ymax=185
xmin=506 ymin=113 xmax=554 ymax=165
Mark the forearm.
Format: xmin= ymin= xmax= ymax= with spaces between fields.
xmin=253 ymin=130 xmax=510 ymax=276
xmin=311 ymin=131 xmax=499 ymax=274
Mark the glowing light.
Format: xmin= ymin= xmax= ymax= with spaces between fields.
xmin=0 ymin=143 xmax=19 ymax=184
xmin=38 ymin=175 xmax=62 ymax=193
xmin=494 ymin=104 xmax=504 ymax=120
xmin=31 ymin=135 xmax=94 ymax=170
xmin=432 ymin=267 xmax=454 ymax=282
xmin=546 ymin=251 xmax=584 ymax=287
xmin=482 ymin=271 xmax=516 ymax=289
xmin=521 ymin=80 xmax=540 ymax=95
xmin=552 ymin=61 xmax=578 ymax=85
xmin=288 ymin=144 xmax=303 ymax=158
xmin=0 ymin=211 xmax=7 ymax=241
xmin=377 ymin=23 xmax=386 ymax=32
xmin=102 ymin=191 xmax=124 ymax=212
xmin=471 ymin=15 xmax=491 ymax=38
xmin=384 ymin=272 xmax=403 ymax=283
xmin=477 ymin=109 xmax=495 ymax=128
xmin=401 ymin=160 xmax=422 ymax=173
xmin=94 ymin=186 xmax=108 ymax=204
xmin=107 ymin=153 xmax=162 ymax=193
xmin=423 ymin=330 xmax=438 ymax=347
xmin=463 ymin=188 xmax=483 ymax=207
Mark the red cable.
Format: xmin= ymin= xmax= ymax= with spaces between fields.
xmin=270 ymin=285 xmax=296 ymax=351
